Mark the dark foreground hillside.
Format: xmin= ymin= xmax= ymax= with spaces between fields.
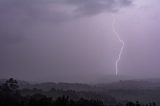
xmin=9 ymin=78 xmax=160 ymax=105
xmin=0 ymin=78 xmax=157 ymax=106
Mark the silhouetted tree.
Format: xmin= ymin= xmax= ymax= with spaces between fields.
xmin=136 ymin=101 xmax=141 ymax=106
xmin=0 ymin=78 xmax=19 ymax=93
xmin=116 ymin=103 xmax=123 ymax=106
xmin=0 ymin=78 xmax=21 ymax=106
xmin=54 ymin=95 xmax=70 ymax=106
xmin=126 ymin=102 xmax=135 ymax=106
xmin=152 ymin=102 xmax=156 ymax=106
xmin=0 ymin=78 xmax=157 ymax=106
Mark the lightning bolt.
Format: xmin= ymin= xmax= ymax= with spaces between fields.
xmin=112 ymin=14 xmax=125 ymax=76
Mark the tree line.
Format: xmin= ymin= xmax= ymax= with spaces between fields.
xmin=0 ymin=78 xmax=157 ymax=106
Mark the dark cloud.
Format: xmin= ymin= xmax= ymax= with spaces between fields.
xmin=0 ymin=0 xmax=133 ymax=82
xmin=0 ymin=0 xmax=133 ymax=43
xmin=0 ymin=0 xmax=133 ymax=21
xmin=62 ymin=0 xmax=133 ymax=15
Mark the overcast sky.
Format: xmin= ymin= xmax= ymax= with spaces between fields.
xmin=0 ymin=0 xmax=160 ymax=82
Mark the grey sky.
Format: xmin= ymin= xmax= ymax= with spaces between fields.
xmin=0 ymin=0 xmax=159 ymax=82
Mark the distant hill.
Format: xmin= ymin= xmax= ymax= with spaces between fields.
xmin=1 ymin=78 xmax=160 ymax=105
xmin=98 ymin=80 xmax=160 ymax=90
xmin=1 ymin=78 xmax=160 ymax=91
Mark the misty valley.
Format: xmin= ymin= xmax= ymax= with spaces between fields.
xmin=0 ymin=78 xmax=159 ymax=106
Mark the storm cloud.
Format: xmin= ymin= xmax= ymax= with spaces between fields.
xmin=0 ymin=0 xmax=133 ymax=23
xmin=0 ymin=0 xmax=133 ymax=44
xmin=0 ymin=0 xmax=138 ymax=82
